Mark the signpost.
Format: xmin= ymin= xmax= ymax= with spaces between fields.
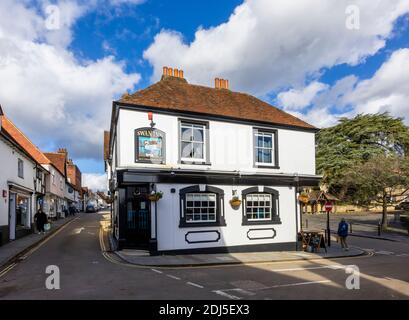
xmin=324 ymin=201 xmax=333 ymax=247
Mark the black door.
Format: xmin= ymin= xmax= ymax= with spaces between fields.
xmin=126 ymin=193 xmax=150 ymax=248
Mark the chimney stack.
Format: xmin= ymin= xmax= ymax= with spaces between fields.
xmin=162 ymin=66 xmax=185 ymax=79
xmin=215 ymin=78 xmax=229 ymax=90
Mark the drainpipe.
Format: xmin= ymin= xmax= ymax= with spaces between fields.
xmin=294 ymin=174 xmax=300 ymax=251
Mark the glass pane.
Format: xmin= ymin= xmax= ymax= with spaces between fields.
xmin=181 ymin=142 xmax=193 ymax=158
xmin=193 ymin=128 xmax=204 ymax=142
xmin=257 ymin=149 xmax=263 ymax=162
xmin=262 ymin=149 xmax=272 ymax=163
xmin=263 ymin=135 xmax=272 ymax=148
xmin=181 ymin=127 xmax=192 ymax=141
xmin=193 ymin=143 xmax=204 ymax=159
xmin=257 ymin=135 xmax=263 ymax=147
xmin=209 ymin=214 xmax=215 ymax=221
xmin=186 ymin=201 xmax=193 ymax=208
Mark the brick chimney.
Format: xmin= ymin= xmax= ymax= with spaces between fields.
xmin=215 ymin=78 xmax=229 ymax=90
xmin=162 ymin=66 xmax=185 ymax=80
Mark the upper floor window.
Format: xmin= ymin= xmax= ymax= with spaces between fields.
xmin=242 ymin=187 xmax=281 ymax=225
xmin=253 ymin=128 xmax=279 ymax=168
xmin=179 ymin=185 xmax=226 ymax=228
xmin=179 ymin=120 xmax=210 ymax=164
xmin=17 ymin=159 xmax=24 ymax=178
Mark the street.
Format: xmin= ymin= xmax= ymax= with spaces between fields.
xmin=0 ymin=211 xmax=408 ymax=300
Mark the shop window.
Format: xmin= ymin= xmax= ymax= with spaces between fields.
xmin=17 ymin=158 xmax=24 ymax=178
xmin=253 ymin=128 xmax=279 ymax=168
xmin=179 ymin=185 xmax=226 ymax=228
xmin=179 ymin=120 xmax=210 ymax=164
xmin=16 ymin=195 xmax=29 ymax=228
xmin=242 ymin=187 xmax=281 ymax=225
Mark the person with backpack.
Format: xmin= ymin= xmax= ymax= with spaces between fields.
xmin=337 ymin=218 xmax=349 ymax=251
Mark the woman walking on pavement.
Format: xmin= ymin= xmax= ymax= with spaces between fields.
xmin=337 ymin=218 xmax=349 ymax=251
xmin=34 ymin=208 xmax=48 ymax=234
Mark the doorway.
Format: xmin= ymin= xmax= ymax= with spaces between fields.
xmin=125 ymin=185 xmax=151 ymax=248
xmin=8 ymin=192 xmax=16 ymax=240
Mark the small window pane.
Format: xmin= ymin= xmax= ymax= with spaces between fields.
xmin=181 ymin=126 xmax=192 ymax=141
xmin=181 ymin=142 xmax=193 ymax=158
xmin=193 ymin=128 xmax=204 ymax=142
xmin=193 ymin=143 xmax=204 ymax=159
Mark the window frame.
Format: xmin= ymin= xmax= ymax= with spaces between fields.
xmin=17 ymin=158 xmax=24 ymax=179
xmin=178 ymin=119 xmax=210 ymax=165
xmin=179 ymin=185 xmax=226 ymax=228
xmin=241 ymin=187 xmax=281 ymax=225
xmin=253 ymin=128 xmax=279 ymax=168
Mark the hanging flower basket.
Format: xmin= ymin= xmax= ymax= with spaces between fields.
xmin=230 ymin=197 xmax=242 ymax=208
xmin=148 ymin=192 xmax=163 ymax=202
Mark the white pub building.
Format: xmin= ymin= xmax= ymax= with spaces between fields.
xmin=105 ymin=68 xmax=321 ymax=254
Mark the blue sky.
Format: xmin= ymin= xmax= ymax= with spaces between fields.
xmin=1 ymin=0 xmax=409 ymax=190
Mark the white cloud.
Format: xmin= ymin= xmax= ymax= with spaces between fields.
xmin=144 ymin=0 xmax=409 ymax=96
xmin=82 ymin=173 xmax=107 ymax=191
xmin=277 ymin=82 xmax=328 ymax=111
xmin=0 ymin=0 xmax=140 ymax=162
xmin=277 ymin=49 xmax=409 ymax=128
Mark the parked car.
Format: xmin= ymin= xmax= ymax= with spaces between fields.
xmin=86 ymin=204 xmax=97 ymax=213
xmin=395 ymin=201 xmax=409 ymax=211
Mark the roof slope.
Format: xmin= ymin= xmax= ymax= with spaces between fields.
xmin=0 ymin=115 xmax=50 ymax=164
xmin=44 ymin=152 xmax=66 ymax=177
xmin=119 ymin=76 xmax=315 ymax=130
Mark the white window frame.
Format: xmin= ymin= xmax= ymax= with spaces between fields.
xmin=180 ymin=122 xmax=206 ymax=162
xmin=255 ymin=131 xmax=275 ymax=166
xmin=245 ymin=193 xmax=272 ymax=221
xmin=185 ymin=193 xmax=217 ymax=223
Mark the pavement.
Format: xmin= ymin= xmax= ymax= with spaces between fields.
xmin=115 ymin=245 xmax=365 ymax=267
xmin=0 ymin=214 xmax=79 ymax=268
xmin=303 ymin=212 xmax=409 ymax=243
xmin=1 ymin=210 xmax=409 ymax=300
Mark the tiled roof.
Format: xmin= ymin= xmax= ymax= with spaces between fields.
xmin=0 ymin=115 xmax=50 ymax=164
xmin=119 ymin=76 xmax=315 ymax=130
xmin=44 ymin=152 xmax=66 ymax=177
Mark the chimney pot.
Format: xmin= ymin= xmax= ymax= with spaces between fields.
xmin=225 ymin=79 xmax=229 ymax=90
xmin=179 ymin=70 xmax=184 ymax=78
xmin=174 ymin=69 xmax=179 ymax=78
xmin=215 ymin=78 xmax=220 ymax=89
xmin=168 ymin=67 xmax=173 ymax=76
xmin=163 ymin=66 xmax=168 ymax=76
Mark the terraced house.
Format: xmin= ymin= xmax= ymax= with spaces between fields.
xmin=105 ymin=68 xmax=321 ymax=254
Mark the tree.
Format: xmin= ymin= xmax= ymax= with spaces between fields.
xmin=339 ymin=155 xmax=409 ymax=228
xmin=317 ymin=113 xmax=409 ymax=191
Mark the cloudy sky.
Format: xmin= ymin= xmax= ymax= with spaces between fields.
xmin=1 ymin=0 xmax=408 ymax=190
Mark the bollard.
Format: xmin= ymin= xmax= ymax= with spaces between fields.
xmin=378 ymin=220 xmax=381 ymax=236
xmin=350 ymin=222 xmax=353 ymax=234
xmin=306 ymin=219 xmax=308 ymax=229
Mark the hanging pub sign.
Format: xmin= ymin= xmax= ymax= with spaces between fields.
xmin=135 ymin=127 xmax=166 ymax=163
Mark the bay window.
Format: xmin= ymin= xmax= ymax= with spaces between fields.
xmin=242 ymin=187 xmax=281 ymax=225
xmin=179 ymin=185 xmax=226 ymax=227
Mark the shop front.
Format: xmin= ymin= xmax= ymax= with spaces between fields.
xmin=8 ymin=184 xmax=33 ymax=241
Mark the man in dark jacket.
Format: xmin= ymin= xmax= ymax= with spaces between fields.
xmin=337 ymin=218 xmax=349 ymax=251
xmin=34 ymin=208 xmax=48 ymax=234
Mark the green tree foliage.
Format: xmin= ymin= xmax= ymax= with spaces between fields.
xmin=339 ymin=155 xmax=409 ymax=228
xmin=316 ymin=113 xmax=409 ymax=190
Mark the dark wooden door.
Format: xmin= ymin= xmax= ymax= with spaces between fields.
xmin=126 ymin=195 xmax=150 ymax=248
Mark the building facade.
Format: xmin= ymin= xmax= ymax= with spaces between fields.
xmin=106 ymin=68 xmax=321 ymax=254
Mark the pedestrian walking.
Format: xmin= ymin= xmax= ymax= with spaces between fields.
xmin=337 ymin=218 xmax=349 ymax=251
xmin=34 ymin=208 xmax=48 ymax=234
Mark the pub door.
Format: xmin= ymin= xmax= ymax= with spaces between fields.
xmin=126 ymin=187 xmax=151 ymax=248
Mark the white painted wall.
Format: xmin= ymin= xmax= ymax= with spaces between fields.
xmin=154 ymin=183 xmax=298 ymax=251
xmin=0 ymin=136 xmax=36 ymax=227
xmin=43 ymin=164 xmax=65 ymax=199
xmin=117 ymin=108 xmax=316 ymax=175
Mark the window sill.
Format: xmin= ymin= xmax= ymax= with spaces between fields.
xmin=179 ymin=161 xmax=212 ymax=166
xmin=242 ymin=218 xmax=282 ymax=226
xmin=254 ymin=164 xmax=280 ymax=169
xmin=179 ymin=221 xmax=226 ymax=228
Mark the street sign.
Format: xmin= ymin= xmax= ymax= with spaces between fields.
xmin=324 ymin=202 xmax=333 ymax=212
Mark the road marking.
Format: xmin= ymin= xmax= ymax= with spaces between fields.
xmin=268 ymin=265 xmax=344 ymax=272
xmin=213 ymin=290 xmax=241 ymax=300
xmin=0 ymin=263 xmax=17 ymax=278
xmin=187 ymin=282 xmax=204 ymax=289
xmin=151 ymin=268 xmax=163 ymax=274
xmin=166 ymin=274 xmax=181 ymax=280
xmin=251 ymin=280 xmax=332 ymax=290
xmin=396 ymin=253 xmax=409 ymax=257
xmin=375 ymin=251 xmax=394 ymax=255
xmin=73 ymin=227 xmax=84 ymax=234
